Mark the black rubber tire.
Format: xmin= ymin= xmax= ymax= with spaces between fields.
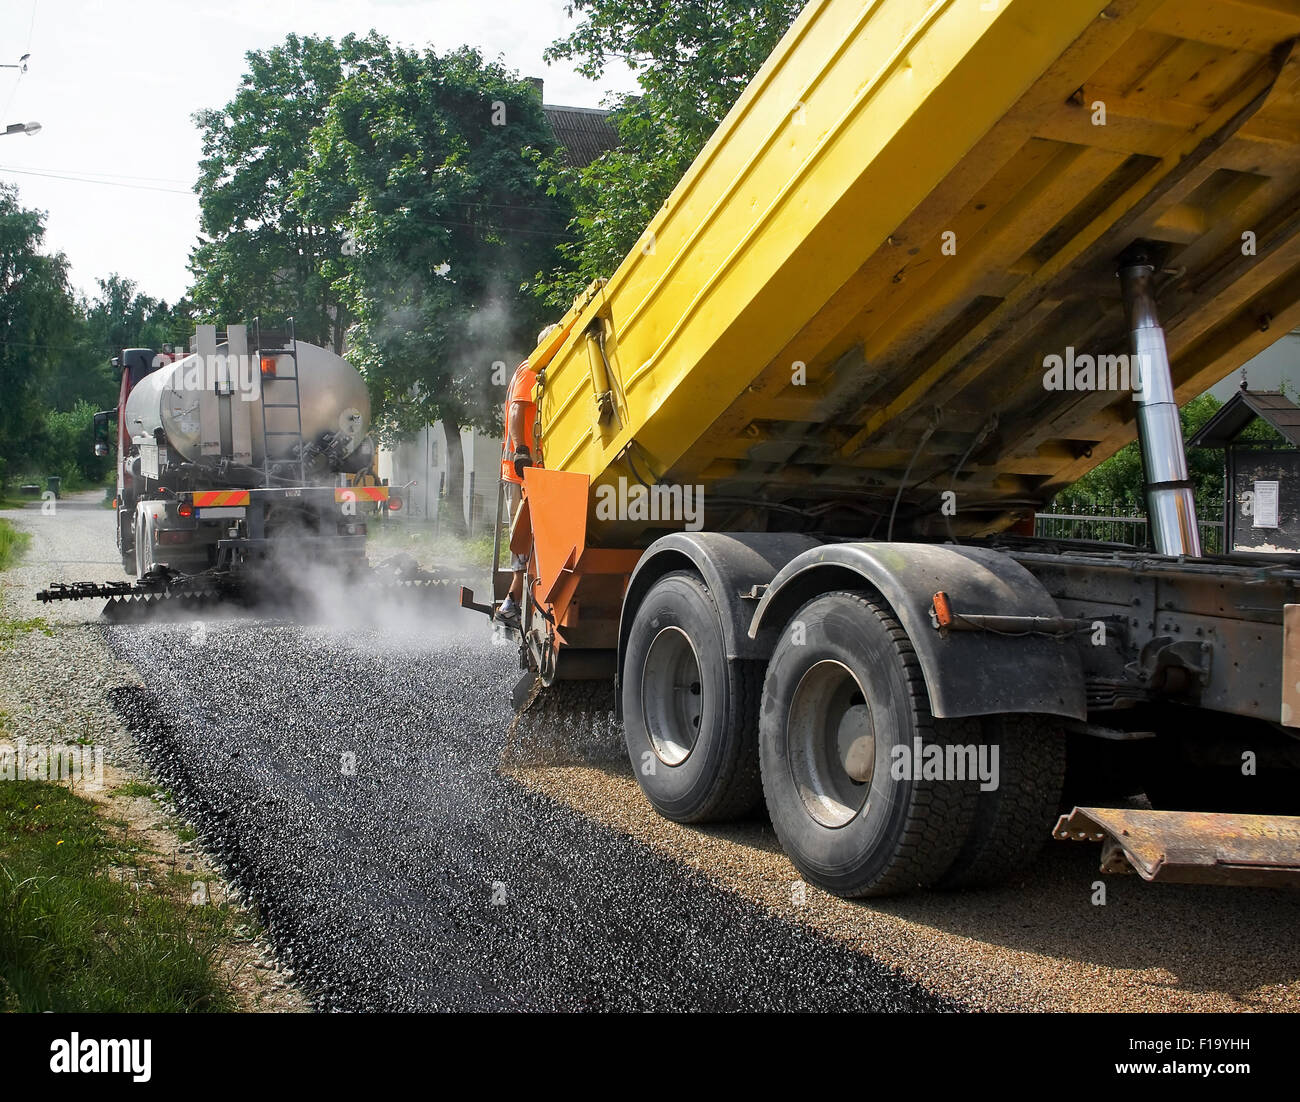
xmin=622 ymin=570 xmax=764 ymax=823
xmin=759 ymin=591 xmax=978 ymax=898
xmin=938 ymin=714 xmax=1066 ymax=889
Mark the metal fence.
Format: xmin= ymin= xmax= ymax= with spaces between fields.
xmin=1034 ymin=499 xmax=1225 ymax=554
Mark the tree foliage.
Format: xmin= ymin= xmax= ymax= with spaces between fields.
xmin=0 ymin=185 xmax=190 ymax=489
xmin=190 ymin=33 xmax=391 ymax=352
xmin=535 ymin=0 xmax=802 ymax=307
xmin=0 ymin=185 xmax=75 ymax=483
xmin=1067 ymin=393 xmax=1234 ymax=506
xmin=301 ymin=44 xmax=566 ymax=441
xmin=190 ymin=36 xmax=567 ymax=530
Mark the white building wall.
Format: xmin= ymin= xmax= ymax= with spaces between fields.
xmin=379 ymin=423 xmax=503 ymax=532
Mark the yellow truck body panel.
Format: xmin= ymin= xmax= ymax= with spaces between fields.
xmin=533 ymin=0 xmax=1300 ymax=544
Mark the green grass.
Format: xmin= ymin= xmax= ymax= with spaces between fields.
xmin=0 ymin=519 xmax=30 ymax=570
xmin=0 ymin=615 xmax=51 ymax=648
xmin=368 ymin=520 xmax=497 ymax=570
xmin=0 ymin=781 xmax=235 ymax=1012
xmin=112 ymin=780 xmax=159 ymax=799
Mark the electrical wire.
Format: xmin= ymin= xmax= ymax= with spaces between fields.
xmin=884 ymin=408 xmax=941 ymax=542
xmin=0 ymin=166 xmax=193 ymax=194
xmin=0 ymin=165 xmax=583 ymax=240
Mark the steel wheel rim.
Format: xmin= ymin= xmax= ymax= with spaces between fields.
xmin=786 ymin=659 xmax=875 ymax=828
xmin=641 ymin=625 xmax=703 ymax=766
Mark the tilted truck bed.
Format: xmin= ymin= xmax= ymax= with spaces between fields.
xmin=530 ymin=0 xmax=1300 ymax=544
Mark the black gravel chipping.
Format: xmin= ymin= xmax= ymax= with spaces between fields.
xmin=107 ymin=603 xmax=963 ymax=1013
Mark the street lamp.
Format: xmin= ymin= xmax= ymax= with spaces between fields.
xmin=2 ymin=121 xmax=41 ymax=137
xmin=0 ymin=54 xmax=31 ymax=72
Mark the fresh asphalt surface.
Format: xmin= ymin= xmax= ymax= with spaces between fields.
xmin=106 ymin=601 xmax=957 ymax=1012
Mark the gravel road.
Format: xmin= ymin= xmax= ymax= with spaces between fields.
xmin=5 ymin=493 xmax=952 ymax=1011
xmin=107 ymin=609 xmax=953 ymax=1012
xmin=6 ymin=494 xmax=1300 ymax=1012
xmin=1 ymin=493 xmax=145 ymax=772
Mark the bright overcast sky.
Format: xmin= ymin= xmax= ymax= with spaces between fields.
xmin=0 ymin=0 xmax=639 ymax=304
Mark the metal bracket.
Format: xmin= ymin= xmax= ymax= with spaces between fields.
xmin=1126 ymin=635 xmax=1211 ymax=693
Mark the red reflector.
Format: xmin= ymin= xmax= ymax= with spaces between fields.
xmin=387 ymin=494 xmax=403 ymax=512
xmin=177 ymin=502 xmax=194 ymax=518
xmin=157 ymin=530 xmax=193 ymax=546
xmin=261 ymin=356 xmax=278 ymax=377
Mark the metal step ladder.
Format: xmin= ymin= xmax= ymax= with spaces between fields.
xmin=254 ymin=317 xmax=306 ymax=485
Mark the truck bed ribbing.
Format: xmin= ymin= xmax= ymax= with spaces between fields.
xmin=528 ymin=0 xmax=1300 ymax=544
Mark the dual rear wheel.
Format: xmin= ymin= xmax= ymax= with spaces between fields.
xmin=621 ymin=576 xmax=1065 ymax=896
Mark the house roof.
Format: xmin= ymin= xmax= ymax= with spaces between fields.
xmin=1188 ymin=389 xmax=1300 ymax=448
xmin=543 ymin=104 xmax=619 ymax=168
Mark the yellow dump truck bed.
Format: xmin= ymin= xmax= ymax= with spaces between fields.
xmin=532 ymin=0 xmax=1300 ymax=545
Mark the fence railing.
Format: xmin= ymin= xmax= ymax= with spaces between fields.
xmin=1034 ymin=499 xmax=1225 ymax=554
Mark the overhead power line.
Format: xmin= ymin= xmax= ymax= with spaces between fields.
xmin=0 ymin=166 xmax=194 ymax=195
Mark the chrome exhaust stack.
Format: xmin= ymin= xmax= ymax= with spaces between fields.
xmin=1118 ymin=244 xmax=1201 ymax=557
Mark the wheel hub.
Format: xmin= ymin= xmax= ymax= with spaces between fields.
xmin=786 ymin=660 xmax=876 ymax=828
xmin=641 ymin=625 xmax=703 ymax=766
xmin=837 ymin=705 xmax=876 ymax=783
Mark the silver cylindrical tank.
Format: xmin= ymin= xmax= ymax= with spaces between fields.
xmin=122 ymin=341 xmax=370 ymax=466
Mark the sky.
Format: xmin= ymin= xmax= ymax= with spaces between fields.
xmin=0 ymin=0 xmax=640 ymax=304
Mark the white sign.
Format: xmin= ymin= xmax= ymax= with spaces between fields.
xmin=1254 ymin=480 xmax=1280 ymax=528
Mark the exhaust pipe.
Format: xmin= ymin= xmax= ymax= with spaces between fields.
xmin=1118 ymin=244 xmax=1201 ymax=557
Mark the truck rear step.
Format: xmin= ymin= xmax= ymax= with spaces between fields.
xmin=1055 ymin=806 xmax=1300 ymax=887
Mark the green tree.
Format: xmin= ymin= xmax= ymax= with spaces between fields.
xmin=83 ymin=275 xmax=189 ymax=356
xmin=190 ymin=33 xmax=390 ymax=352
xmin=536 ymin=0 xmax=802 ymax=307
xmin=39 ymin=276 xmax=191 ymax=417
xmin=302 ymin=45 xmax=570 ymax=532
xmin=0 ymin=185 xmax=78 ymax=490
xmin=41 ymin=401 xmax=105 ymax=484
xmin=1068 ymin=392 xmax=1229 ymax=506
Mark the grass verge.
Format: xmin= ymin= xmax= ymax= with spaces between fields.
xmin=0 ymin=781 xmax=236 ymax=1011
xmin=0 ymin=519 xmax=30 ymax=571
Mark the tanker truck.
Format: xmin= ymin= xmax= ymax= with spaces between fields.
xmin=90 ymin=321 xmax=387 ymax=602
xmin=464 ymin=0 xmax=1300 ymax=896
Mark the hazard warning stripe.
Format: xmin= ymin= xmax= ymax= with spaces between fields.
xmin=192 ymin=490 xmax=251 ymax=507
xmin=335 ymin=487 xmax=388 ymax=502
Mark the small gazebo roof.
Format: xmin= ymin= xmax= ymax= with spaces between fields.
xmin=1188 ymin=389 xmax=1300 ymax=449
